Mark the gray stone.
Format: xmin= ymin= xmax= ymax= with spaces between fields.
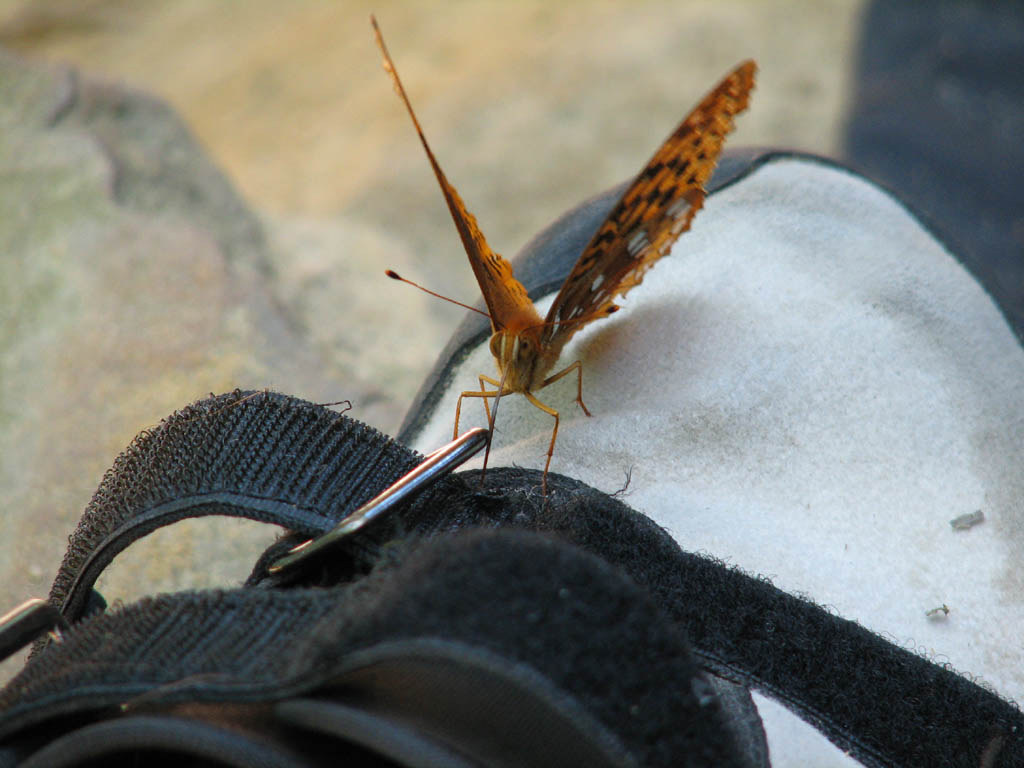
xmin=0 ymin=50 xmax=419 ymax=680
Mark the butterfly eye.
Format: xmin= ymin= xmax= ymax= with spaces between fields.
xmin=488 ymin=333 xmax=503 ymax=358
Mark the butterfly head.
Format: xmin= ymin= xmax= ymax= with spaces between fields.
xmin=488 ymin=326 xmax=549 ymax=393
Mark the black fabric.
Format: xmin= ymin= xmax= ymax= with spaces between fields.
xmin=844 ymin=0 xmax=1024 ymax=341
xmin=3 ymin=391 xmax=1022 ymax=766
xmin=707 ymin=679 xmax=769 ymax=768
xmin=1 ymin=529 xmax=744 ymax=768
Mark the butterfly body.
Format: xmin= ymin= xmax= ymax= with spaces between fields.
xmin=372 ymin=18 xmax=754 ymax=489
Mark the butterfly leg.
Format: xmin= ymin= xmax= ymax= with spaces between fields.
xmin=454 ymin=380 xmax=503 ymax=487
xmin=454 ymin=384 xmax=501 ymax=439
xmin=541 ymin=360 xmax=592 ymax=417
xmin=522 ymin=391 xmax=561 ymax=494
xmin=476 ymin=374 xmax=499 ymax=427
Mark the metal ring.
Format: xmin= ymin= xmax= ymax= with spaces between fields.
xmin=268 ymin=427 xmax=489 ymax=574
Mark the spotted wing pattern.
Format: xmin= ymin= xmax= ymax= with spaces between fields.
xmin=540 ymin=60 xmax=757 ymax=360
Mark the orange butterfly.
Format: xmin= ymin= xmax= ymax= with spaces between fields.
xmin=373 ymin=18 xmax=755 ymax=490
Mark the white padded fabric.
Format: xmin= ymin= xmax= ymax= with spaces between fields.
xmin=410 ymin=157 xmax=1024 ymax=766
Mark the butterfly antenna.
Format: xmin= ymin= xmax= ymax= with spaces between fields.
xmin=385 ymin=270 xmax=491 ymax=318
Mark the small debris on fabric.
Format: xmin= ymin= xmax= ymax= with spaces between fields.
xmin=949 ymin=510 xmax=984 ymax=531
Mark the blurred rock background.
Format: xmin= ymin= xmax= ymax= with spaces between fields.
xmin=0 ymin=0 xmax=864 ymax=680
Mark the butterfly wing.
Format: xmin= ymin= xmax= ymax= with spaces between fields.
xmin=372 ymin=18 xmax=541 ymax=334
xmin=540 ymin=60 xmax=756 ymax=361
xmin=433 ymin=174 xmax=541 ymax=333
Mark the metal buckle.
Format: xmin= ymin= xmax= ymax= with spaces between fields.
xmin=268 ymin=427 xmax=489 ymax=575
xmin=0 ymin=598 xmax=69 ymax=662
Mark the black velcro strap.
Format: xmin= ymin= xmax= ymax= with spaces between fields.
xmin=47 ymin=391 xmax=422 ymax=624
xmin=2 ymin=530 xmax=746 ymax=768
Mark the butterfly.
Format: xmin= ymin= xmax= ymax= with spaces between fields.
xmin=373 ymin=17 xmax=755 ymax=490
